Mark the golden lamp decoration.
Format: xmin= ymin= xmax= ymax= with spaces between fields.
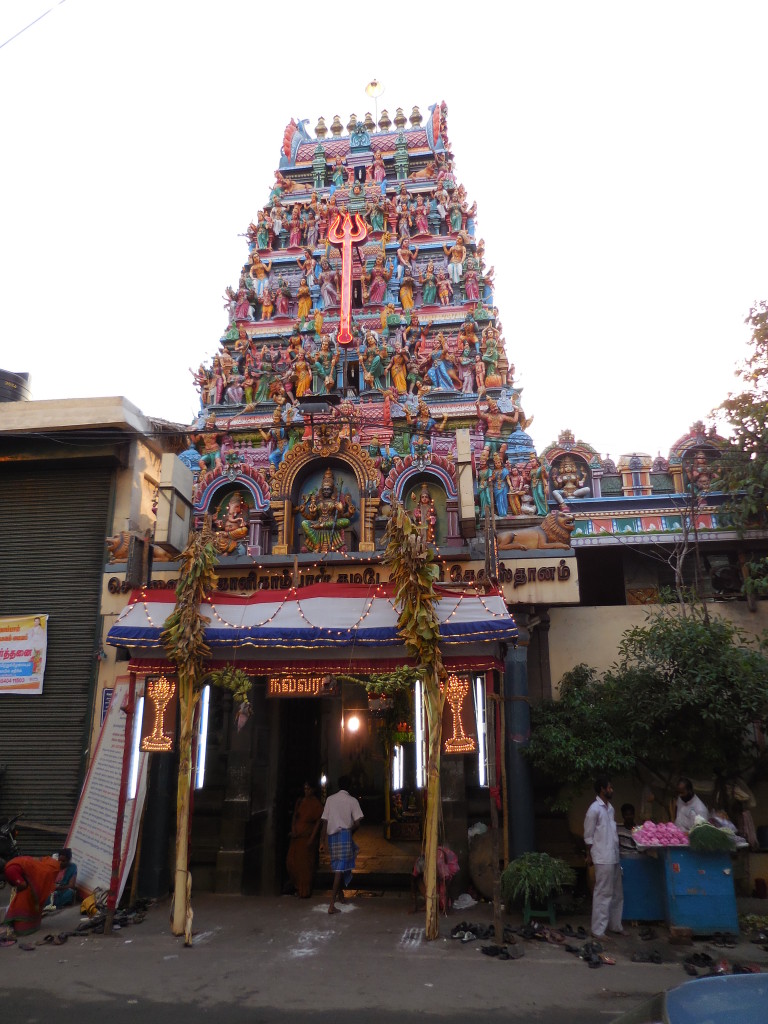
xmin=141 ymin=674 xmax=176 ymax=752
xmin=443 ymin=673 xmax=476 ymax=754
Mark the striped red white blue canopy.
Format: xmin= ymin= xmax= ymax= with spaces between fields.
xmin=105 ymin=582 xmax=517 ymax=652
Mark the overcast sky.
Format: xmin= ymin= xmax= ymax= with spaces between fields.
xmin=1 ymin=0 xmax=766 ymax=459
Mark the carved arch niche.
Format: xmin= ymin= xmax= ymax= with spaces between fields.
xmin=268 ymin=439 xmax=380 ymax=554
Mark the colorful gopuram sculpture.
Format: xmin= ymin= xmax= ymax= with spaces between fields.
xmin=183 ymin=101 xmax=559 ymax=556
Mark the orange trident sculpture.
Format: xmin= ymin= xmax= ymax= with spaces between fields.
xmin=328 ymin=212 xmax=368 ymax=345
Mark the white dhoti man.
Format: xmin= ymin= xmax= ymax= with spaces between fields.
xmin=584 ymin=794 xmax=623 ymax=938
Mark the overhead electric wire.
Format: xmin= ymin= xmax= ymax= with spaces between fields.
xmin=0 ymin=0 xmax=67 ymax=53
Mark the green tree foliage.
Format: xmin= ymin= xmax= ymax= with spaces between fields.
xmin=715 ymin=300 xmax=768 ymax=592
xmin=527 ymin=606 xmax=768 ymax=810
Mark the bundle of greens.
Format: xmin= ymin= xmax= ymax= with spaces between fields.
xmin=688 ymin=822 xmax=736 ymax=852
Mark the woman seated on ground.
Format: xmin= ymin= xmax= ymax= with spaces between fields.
xmin=0 ymin=854 xmax=60 ymax=937
xmin=51 ymin=848 xmax=77 ymax=908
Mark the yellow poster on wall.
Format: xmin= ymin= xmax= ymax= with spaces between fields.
xmin=0 ymin=613 xmax=49 ymax=694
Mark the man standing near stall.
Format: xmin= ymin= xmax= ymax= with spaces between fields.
xmin=674 ymin=777 xmax=709 ymax=832
xmin=584 ymin=776 xmax=626 ymax=939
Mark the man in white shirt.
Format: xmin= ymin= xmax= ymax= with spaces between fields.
xmin=674 ymin=777 xmax=709 ymax=832
xmin=320 ymin=776 xmax=364 ymax=915
xmin=584 ymin=775 xmax=625 ymax=939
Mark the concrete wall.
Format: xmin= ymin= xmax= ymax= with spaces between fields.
xmin=548 ymin=602 xmax=768 ymax=693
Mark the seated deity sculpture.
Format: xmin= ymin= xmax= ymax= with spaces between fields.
xmin=551 ymin=456 xmax=591 ymax=505
xmin=297 ymin=468 xmax=356 ymax=554
xmin=212 ymin=491 xmax=250 ymax=555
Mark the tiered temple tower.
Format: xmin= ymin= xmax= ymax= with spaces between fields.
xmin=183 ymin=101 xmax=555 ymax=560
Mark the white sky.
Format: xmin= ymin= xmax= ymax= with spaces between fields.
xmin=1 ymin=0 xmax=766 ymax=459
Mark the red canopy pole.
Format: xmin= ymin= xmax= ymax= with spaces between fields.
xmin=104 ymin=670 xmax=137 ymax=935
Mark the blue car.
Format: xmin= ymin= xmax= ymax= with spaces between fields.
xmin=613 ymin=973 xmax=767 ymax=1023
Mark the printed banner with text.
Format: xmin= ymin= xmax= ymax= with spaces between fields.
xmin=0 ymin=613 xmax=49 ymax=694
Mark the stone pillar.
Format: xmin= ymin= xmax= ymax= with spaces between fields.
xmin=503 ymin=625 xmax=536 ymax=858
xmin=214 ymin=695 xmax=254 ymax=893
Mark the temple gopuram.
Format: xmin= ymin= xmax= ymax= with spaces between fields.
xmin=104 ymin=101 xmax=574 ymax=893
xmin=6 ymin=102 xmax=762 ymax=896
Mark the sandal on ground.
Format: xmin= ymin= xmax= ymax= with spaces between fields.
xmin=36 ymin=935 xmax=55 ymax=946
xmin=683 ymin=962 xmax=698 ymax=976
xmin=0 ymin=938 xmax=16 ymax=948
xmin=18 ymin=943 xmax=36 ymax=952
xmin=599 ymin=953 xmax=616 ymax=965
xmin=723 ymin=933 xmax=736 ymax=948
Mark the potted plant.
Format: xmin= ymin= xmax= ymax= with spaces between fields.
xmin=501 ymin=852 xmax=576 ymax=925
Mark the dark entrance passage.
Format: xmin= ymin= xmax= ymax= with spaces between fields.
xmin=275 ymin=697 xmax=324 ymax=892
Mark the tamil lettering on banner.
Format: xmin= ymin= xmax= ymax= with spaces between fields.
xmin=109 ymin=554 xmax=579 ymax=605
xmin=0 ymin=613 xmax=49 ymax=694
xmin=67 ymin=678 xmax=148 ymax=899
xmin=267 ymin=674 xmax=336 ymax=697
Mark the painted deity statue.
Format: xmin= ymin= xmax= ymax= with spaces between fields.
xmin=476 ymin=397 xmax=519 ymax=455
xmin=213 ymin=491 xmax=250 ymax=555
xmin=423 ymin=333 xmax=460 ymax=391
xmin=367 ymin=196 xmax=388 ymax=234
xmin=528 ymin=455 xmax=549 ymax=516
xmin=318 ymin=258 xmax=340 ymax=308
xmin=385 ymin=343 xmax=411 ymax=396
xmin=476 ymin=455 xmax=494 ymax=518
xmin=365 ymin=253 xmax=392 ymax=305
xmin=296 ymin=277 xmax=312 ymax=320
xmin=551 ymin=456 xmax=591 ymax=505
xmin=259 ymin=407 xmax=293 ymax=471
xmin=420 ymin=261 xmax=437 ymax=305
xmin=410 ymin=483 xmax=437 ymax=544
xmin=405 ymin=399 xmax=448 ymax=460
xmin=443 ymin=236 xmax=467 ymax=285
xmin=298 ymin=468 xmax=356 ymax=554
xmin=360 ymin=332 xmax=389 ymax=391
xmin=491 ymin=452 xmax=512 ymax=518
xmin=436 ymin=269 xmax=453 ymax=305
xmin=481 ymin=325 xmax=503 ymax=385
xmin=309 ymin=336 xmax=339 ymax=394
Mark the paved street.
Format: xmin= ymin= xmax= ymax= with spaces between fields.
xmin=2 ymin=892 xmax=765 ymax=1023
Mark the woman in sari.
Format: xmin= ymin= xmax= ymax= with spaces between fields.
xmin=1 ymin=855 xmax=60 ymax=936
xmin=51 ymin=848 xmax=78 ymax=908
xmin=285 ymin=782 xmax=324 ymax=898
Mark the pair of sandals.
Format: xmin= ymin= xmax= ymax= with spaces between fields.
xmin=631 ymin=949 xmax=664 ymax=963
xmin=712 ymin=931 xmax=736 ymax=947
xmin=36 ymin=932 xmax=68 ymax=946
xmin=480 ymin=943 xmax=524 ymax=960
